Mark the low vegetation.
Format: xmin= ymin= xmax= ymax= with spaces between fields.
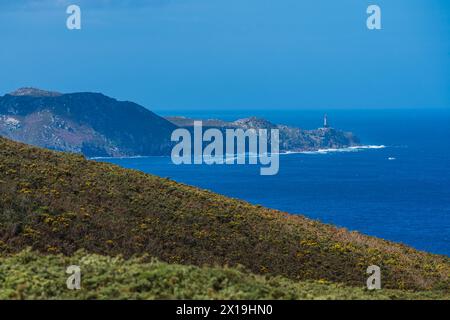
xmin=0 ymin=137 xmax=448 ymax=296
xmin=1 ymin=250 xmax=446 ymax=300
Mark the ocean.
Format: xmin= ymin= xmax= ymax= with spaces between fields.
xmin=97 ymin=109 xmax=450 ymax=256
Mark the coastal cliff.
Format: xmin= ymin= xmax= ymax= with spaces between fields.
xmin=167 ymin=116 xmax=360 ymax=152
xmin=0 ymin=88 xmax=360 ymax=157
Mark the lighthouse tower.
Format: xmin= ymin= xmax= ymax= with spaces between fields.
xmin=323 ymin=114 xmax=329 ymax=128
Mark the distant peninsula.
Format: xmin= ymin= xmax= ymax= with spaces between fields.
xmin=166 ymin=116 xmax=360 ymax=153
xmin=0 ymin=88 xmax=359 ymax=157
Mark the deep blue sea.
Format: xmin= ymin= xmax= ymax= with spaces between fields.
xmin=98 ymin=109 xmax=450 ymax=256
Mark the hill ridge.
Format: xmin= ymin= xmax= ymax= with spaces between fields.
xmin=0 ymin=90 xmax=176 ymax=157
xmin=0 ymin=136 xmax=448 ymax=291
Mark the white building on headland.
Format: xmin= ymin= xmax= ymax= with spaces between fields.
xmin=323 ymin=114 xmax=329 ymax=128
xmin=321 ymin=114 xmax=332 ymax=129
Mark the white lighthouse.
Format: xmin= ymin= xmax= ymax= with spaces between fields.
xmin=323 ymin=114 xmax=329 ymax=128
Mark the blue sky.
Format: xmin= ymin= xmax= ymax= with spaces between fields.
xmin=0 ymin=0 xmax=448 ymax=110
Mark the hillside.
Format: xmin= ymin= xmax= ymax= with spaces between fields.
xmin=167 ymin=116 xmax=360 ymax=152
xmin=0 ymin=88 xmax=176 ymax=157
xmin=1 ymin=250 xmax=446 ymax=300
xmin=0 ymin=137 xmax=448 ymax=293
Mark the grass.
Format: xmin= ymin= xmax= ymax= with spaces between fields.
xmin=1 ymin=249 xmax=447 ymax=300
xmin=0 ymin=136 xmax=449 ymax=295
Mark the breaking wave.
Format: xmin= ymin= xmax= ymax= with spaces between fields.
xmin=282 ymin=145 xmax=386 ymax=155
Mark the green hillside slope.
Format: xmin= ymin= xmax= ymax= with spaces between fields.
xmin=0 ymin=137 xmax=448 ymax=292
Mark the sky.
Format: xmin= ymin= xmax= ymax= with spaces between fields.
xmin=0 ymin=0 xmax=448 ymax=110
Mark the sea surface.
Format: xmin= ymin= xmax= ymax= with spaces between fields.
xmin=97 ymin=109 xmax=450 ymax=256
